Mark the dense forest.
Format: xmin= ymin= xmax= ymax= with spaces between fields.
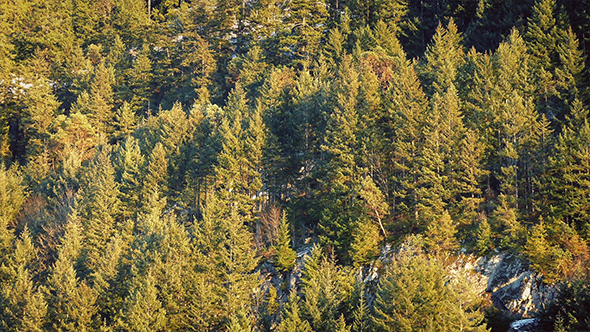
xmin=1 ymin=0 xmax=590 ymax=330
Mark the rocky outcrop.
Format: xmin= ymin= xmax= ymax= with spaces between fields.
xmin=259 ymin=244 xmax=556 ymax=329
xmin=508 ymin=318 xmax=538 ymax=332
xmin=448 ymin=253 xmax=556 ymax=318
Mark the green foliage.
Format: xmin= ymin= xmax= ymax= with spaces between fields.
xmin=538 ymin=280 xmax=590 ymax=332
xmin=277 ymin=290 xmax=313 ymax=332
xmin=275 ymin=212 xmax=297 ymax=271
xmin=373 ymin=242 xmax=488 ymax=332
xmin=6 ymin=0 xmax=590 ymax=329
xmin=300 ymin=245 xmax=355 ymax=332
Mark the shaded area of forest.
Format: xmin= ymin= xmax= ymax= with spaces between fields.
xmin=1 ymin=0 xmax=590 ymax=331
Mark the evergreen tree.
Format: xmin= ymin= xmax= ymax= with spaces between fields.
xmin=118 ymin=272 xmax=167 ymax=331
xmin=373 ymin=241 xmax=488 ymax=332
xmin=274 ymin=212 xmax=297 ymax=272
xmin=424 ymin=211 xmax=459 ymax=255
xmin=72 ymin=61 xmax=116 ymax=135
xmin=127 ymin=43 xmax=154 ymax=115
xmin=214 ymin=85 xmax=265 ymax=224
xmin=421 ymin=19 xmax=465 ymax=96
xmin=277 ymin=290 xmax=313 ymax=332
xmin=193 ymin=194 xmax=260 ymax=329
xmin=545 ymin=101 xmax=590 ymax=237
xmin=300 ymin=245 xmax=355 ymax=332
xmin=554 ymin=27 xmax=587 ymax=106
xmin=116 ymin=136 xmax=145 ymax=220
xmin=525 ymin=0 xmax=567 ymax=119
xmin=20 ymin=56 xmax=61 ymax=164
xmin=46 ymin=208 xmax=98 ymax=332
xmin=143 ymin=142 xmax=168 ymax=211
xmin=78 ymin=146 xmax=121 ymax=271
xmin=456 ymin=129 xmax=488 ymax=228
xmin=1 ymin=228 xmax=47 ymax=332
xmin=279 ymin=0 xmax=329 ymax=67
xmin=0 ymin=165 xmax=26 ymax=275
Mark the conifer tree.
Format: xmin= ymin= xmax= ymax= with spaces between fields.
xmin=73 ymin=61 xmax=116 ymax=135
xmin=277 ymin=290 xmax=313 ymax=332
xmin=78 ymin=146 xmax=121 ymax=271
xmin=118 ymin=272 xmax=167 ymax=331
xmin=525 ymin=0 xmax=567 ymax=118
xmin=20 ymin=57 xmax=61 ymax=163
xmin=116 ymin=136 xmax=145 ymax=220
xmin=317 ymin=56 xmax=369 ymax=262
xmin=476 ymin=216 xmax=494 ymax=255
xmin=113 ymin=102 xmax=138 ymax=141
xmin=46 ymin=208 xmax=98 ymax=332
xmin=279 ymin=0 xmax=329 ymax=67
xmin=350 ymin=216 xmax=381 ymax=267
xmin=227 ymin=44 xmax=270 ymax=101
xmin=214 ymin=85 xmax=265 ymax=224
xmin=421 ymin=19 xmax=465 ymax=96
xmin=424 ymin=211 xmax=459 ymax=255
xmin=456 ymin=129 xmax=488 ymax=228
xmin=416 ymin=84 xmax=465 ymax=227
xmin=274 ymin=212 xmax=297 ymax=272
xmin=193 ymin=194 xmax=260 ymax=329
xmin=545 ymin=101 xmax=590 ymax=236
xmin=143 ymin=142 xmax=168 ymax=210
xmin=373 ymin=242 xmax=488 ymax=332
xmin=127 ymin=43 xmax=154 ymax=115
xmin=1 ymin=228 xmax=47 ymax=332
xmin=0 ymin=165 xmax=26 ymax=276
xmin=385 ymin=52 xmax=428 ymax=233
xmin=300 ymin=245 xmax=355 ymax=332
xmin=554 ymin=27 xmax=587 ymax=105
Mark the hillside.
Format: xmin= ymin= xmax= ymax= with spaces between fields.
xmin=1 ymin=0 xmax=590 ymax=331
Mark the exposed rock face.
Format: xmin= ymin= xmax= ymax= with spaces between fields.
xmin=508 ymin=318 xmax=538 ymax=332
xmin=259 ymin=245 xmax=556 ymax=330
xmin=448 ymin=253 xmax=556 ymax=318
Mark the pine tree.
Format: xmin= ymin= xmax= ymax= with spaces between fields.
xmin=193 ymin=194 xmax=260 ymax=328
xmin=545 ymin=101 xmax=590 ymax=237
xmin=279 ymin=0 xmax=329 ymax=67
xmin=20 ymin=56 xmax=61 ymax=163
xmin=113 ymin=102 xmax=138 ymax=141
xmin=525 ymin=220 xmax=553 ymax=278
xmin=78 ymin=146 xmax=121 ymax=271
xmin=1 ymin=228 xmax=47 ymax=332
xmin=116 ymin=136 xmax=145 ymax=220
xmin=118 ymin=272 xmax=167 ymax=331
xmin=350 ymin=216 xmax=381 ymax=267
xmin=300 ymin=245 xmax=355 ymax=332
xmin=554 ymin=27 xmax=586 ymax=106
xmin=421 ymin=19 xmax=465 ymax=96
xmin=475 ymin=216 xmax=494 ymax=255
xmin=227 ymin=44 xmax=269 ymax=101
xmin=317 ymin=56 xmax=369 ymax=263
xmin=127 ymin=43 xmax=154 ymax=115
xmin=373 ymin=243 xmax=488 ymax=332
xmin=0 ymin=165 xmax=26 ymax=275
xmin=143 ymin=142 xmax=168 ymax=211
xmin=214 ymin=85 xmax=264 ymax=224
xmin=525 ymin=0 xmax=566 ymax=119
xmin=385 ymin=53 xmax=428 ymax=234
xmin=72 ymin=61 xmax=116 ymax=135
xmin=277 ymin=290 xmax=313 ymax=332
xmin=274 ymin=212 xmax=297 ymax=272
xmin=456 ymin=129 xmax=488 ymax=228
xmin=46 ymin=208 xmax=98 ymax=332
xmin=416 ymin=84 xmax=465 ymax=227
xmin=424 ymin=211 xmax=459 ymax=255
